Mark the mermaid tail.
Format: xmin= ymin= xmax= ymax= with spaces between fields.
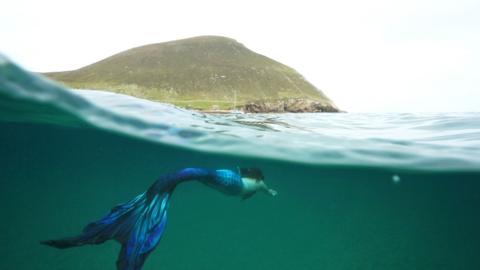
xmin=42 ymin=185 xmax=174 ymax=270
xmin=41 ymin=168 xmax=244 ymax=270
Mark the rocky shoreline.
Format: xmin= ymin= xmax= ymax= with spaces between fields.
xmin=241 ymin=98 xmax=340 ymax=113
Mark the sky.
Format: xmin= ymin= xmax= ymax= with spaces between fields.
xmin=1 ymin=0 xmax=479 ymax=112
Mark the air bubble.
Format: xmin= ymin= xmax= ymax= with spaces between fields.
xmin=392 ymin=174 xmax=401 ymax=184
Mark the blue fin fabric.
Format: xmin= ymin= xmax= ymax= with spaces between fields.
xmin=41 ymin=168 xmax=243 ymax=270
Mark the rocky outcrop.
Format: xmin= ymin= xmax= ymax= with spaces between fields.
xmin=242 ymin=98 xmax=339 ymax=113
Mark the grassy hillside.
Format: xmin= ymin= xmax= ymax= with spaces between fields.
xmin=44 ymin=36 xmax=337 ymax=110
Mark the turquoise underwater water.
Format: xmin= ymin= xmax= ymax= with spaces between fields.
xmin=1 ymin=56 xmax=480 ymax=270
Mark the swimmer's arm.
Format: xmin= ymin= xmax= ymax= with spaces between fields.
xmin=261 ymin=182 xmax=278 ymax=197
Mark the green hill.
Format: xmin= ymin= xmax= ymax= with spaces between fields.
xmin=44 ymin=36 xmax=338 ymax=111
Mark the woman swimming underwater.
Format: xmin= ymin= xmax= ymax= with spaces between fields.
xmin=42 ymin=167 xmax=277 ymax=270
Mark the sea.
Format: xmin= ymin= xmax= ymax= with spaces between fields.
xmin=1 ymin=55 xmax=480 ymax=270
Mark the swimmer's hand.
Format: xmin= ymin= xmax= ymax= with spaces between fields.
xmin=267 ymin=188 xmax=278 ymax=197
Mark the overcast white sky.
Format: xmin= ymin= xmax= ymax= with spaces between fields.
xmin=1 ymin=0 xmax=479 ymax=112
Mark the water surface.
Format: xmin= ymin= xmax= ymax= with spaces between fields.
xmin=1 ymin=56 xmax=479 ymax=269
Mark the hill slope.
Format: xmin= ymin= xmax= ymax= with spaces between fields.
xmin=45 ymin=36 xmax=338 ymax=111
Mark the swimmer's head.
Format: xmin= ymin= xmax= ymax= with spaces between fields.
xmin=240 ymin=167 xmax=264 ymax=181
xmin=239 ymin=167 xmax=277 ymax=199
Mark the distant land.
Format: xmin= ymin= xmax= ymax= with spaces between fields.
xmin=44 ymin=36 xmax=339 ymax=113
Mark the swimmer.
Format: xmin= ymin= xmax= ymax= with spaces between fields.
xmin=41 ymin=167 xmax=277 ymax=270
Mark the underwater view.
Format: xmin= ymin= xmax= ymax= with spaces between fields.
xmin=1 ymin=56 xmax=480 ymax=270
